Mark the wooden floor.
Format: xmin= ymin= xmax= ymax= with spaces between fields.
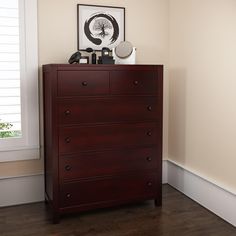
xmin=0 ymin=185 xmax=235 ymax=236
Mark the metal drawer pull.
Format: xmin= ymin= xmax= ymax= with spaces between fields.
xmin=147 ymin=182 xmax=153 ymax=187
xmin=133 ymin=80 xmax=139 ymax=85
xmin=64 ymin=110 xmax=71 ymax=116
xmin=147 ymin=157 xmax=152 ymax=162
xmin=147 ymin=106 xmax=152 ymax=111
xmin=65 ymin=165 xmax=71 ymax=171
xmin=82 ymin=81 xmax=88 ymax=86
xmin=65 ymin=137 xmax=71 ymax=143
xmin=66 ymin=193 xmax=71 ymax=198
xmin=147 ymin=131 xmax=152 ymax=136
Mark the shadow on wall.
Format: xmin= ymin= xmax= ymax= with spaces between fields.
xmin=168 ymin=68 xmax=187 ymax=185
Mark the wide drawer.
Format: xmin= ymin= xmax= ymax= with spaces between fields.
xmin=59 ymin=147 xmax=159 ymax=181
xmin=59 ymin=122 xmax=160 ymax=154
xmin=58 ymin=97 xmax=160 ymax=124
xmin=110 ymin=70 xmax=158 ymax=94
xmin=57 ymin=71 xmax=109 ymax=96
xmin=60 ymin=173 xmax=158 ymax=208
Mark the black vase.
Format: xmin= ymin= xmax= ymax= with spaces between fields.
xmin=92 ymin=53 xmax=96 ymax=64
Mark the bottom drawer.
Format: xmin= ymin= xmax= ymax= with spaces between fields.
xmin=60 ymin=173 xmax=158 ymax=208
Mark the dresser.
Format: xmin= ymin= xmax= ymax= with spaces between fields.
xmin=43 ymin=64 xmax=163 ymax=223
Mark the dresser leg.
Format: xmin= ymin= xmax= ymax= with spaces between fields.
xmin=52 ymin=213 xmax=60 ymax=224
xmin=45 ymin=198 xmax=49 ymax=205
xmin=155 ymin=198 xmax=162 ymax=207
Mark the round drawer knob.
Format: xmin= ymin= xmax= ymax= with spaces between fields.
xmin=82 ymin=81 xmax=88 ymax=86
xmin=66 ymin=193 xmax=71 ymax=198
xmin=133 ymin=80 xmax=139 ymax=85
xmin=65 ymin=165 xmax=71 ymax=171
xmin=147 ymin=157 xmax=152 ymax=162
xmin=147 ymin=131 xmax=152 ymax=136
xmin=147 ymin=182 xmax=153 ymax=187
xmin=65 ymin=137 xmax=71 ymax=143
xmin=147 ymin=106 xmax=152 ymax=111
xmin=64 ymin=110 xmax=71 ymax=116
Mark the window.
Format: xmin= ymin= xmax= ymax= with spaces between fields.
xmin=0 ymin=0 xmax=21 ymax=139
xmin=0 ymin=0 xmax=39 ymax=162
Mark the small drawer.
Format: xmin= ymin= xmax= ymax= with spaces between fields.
xmin=59 ymin=148 xmax=159 ymax=181
xmin=58 ymin=71 xmax=109 ymax=96
xmin=58 ymin=97 xmax=160 ymax=124
xmin=60 ymin=173 xmax=158 ymax=207
xmin=110 ymin=70 xmax=158 ymax=94
xmin=59 ymin=122 xmax=160 ymax=154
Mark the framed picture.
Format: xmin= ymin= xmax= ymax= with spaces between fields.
xmin=77 ymin=4 xmax=125 ymax=51
xmin=79 ymin=56 xmax=89 ymax=64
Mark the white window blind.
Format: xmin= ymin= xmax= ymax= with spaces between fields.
xmin=0 ymin=0 xmax=21 ymax=138
xmin=0 ymin=0 xmax=39 ymax=162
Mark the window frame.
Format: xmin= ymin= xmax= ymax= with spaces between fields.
xmin=0 ymin=0 xmax=39 ymax=162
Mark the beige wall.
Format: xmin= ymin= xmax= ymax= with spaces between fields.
xmin=0 ymin=159 xmax=43 ymax=177
xmin=0 ymin=0 xmax=169 ymax=177
xmin=169 ymin=0 xmax=236 ymax=192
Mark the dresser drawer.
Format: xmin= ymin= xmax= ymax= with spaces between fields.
xmin=110 ymin=70 xmax=158 ymax=94
xmin=58 ymin=97 xmax=160 ymax=124
xmin=59 ymin=148 xmax=158 ymax=181
xmin=60 ymin=173 xmax=158 ymax=208
xmin=58 ymin=71 xmax=109 ymax=96
xmin=59 ymin=123 xmax=160 ymax=154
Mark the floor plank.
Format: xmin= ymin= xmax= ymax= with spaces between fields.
xmin=0 ymin=184 xmax=235 ymax=236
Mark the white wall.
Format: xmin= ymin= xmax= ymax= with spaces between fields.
xmin=169 ymin=0 xmax=236 ymax=193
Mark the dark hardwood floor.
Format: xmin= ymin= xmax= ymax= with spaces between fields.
xmin=0 ymin=185 xmax=235 ymax=236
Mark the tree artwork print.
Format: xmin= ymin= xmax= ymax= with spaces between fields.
xmin=78 ymin=5 xmax=125 ymax=50
xmin=93 ymin=18 xmax=112 ymax=38
xmin=84 ymin=13 xmax=119 ymax=46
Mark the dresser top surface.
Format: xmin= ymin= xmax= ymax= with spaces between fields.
xmin=43 ymin=64 xmax=163 ymax=72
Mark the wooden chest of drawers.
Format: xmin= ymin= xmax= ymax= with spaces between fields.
xmin=43 ymin=64 xmax=163 ymax=223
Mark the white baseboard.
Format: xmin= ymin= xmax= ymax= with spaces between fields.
xmin=0 ymin=174 xmax=44 ymax=207
xmin=167 ymin=160 xmax=236 ymax=227
xmin=162 ymin=160 xmax=168 ymax=184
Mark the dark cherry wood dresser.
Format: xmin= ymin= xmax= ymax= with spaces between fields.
xmin=43 ymin=64 xmax=163 ymax=223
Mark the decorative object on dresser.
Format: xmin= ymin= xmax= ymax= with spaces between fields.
xmin=113 ymin=41 xmax=136 ymax=64
xmin=85 ymin=47 xmax=97 ymax=64
xmin=43 ymin=64 xmax=163 ymax=223
xmin=98 ymin=47 xmax=115 ymax=64
xmin=78 ymin=56 xmax=89 ymax=64
xmin=77 ymin=4 xmax=125 ymax=50
xmin=68 ymin=51 xmax=81 ymax=64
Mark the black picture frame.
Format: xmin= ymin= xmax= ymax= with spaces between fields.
xmin=77 ymin=4 xmax=125 ymax=51
xmin=79 ymin=56 xmax=89 ymax=64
